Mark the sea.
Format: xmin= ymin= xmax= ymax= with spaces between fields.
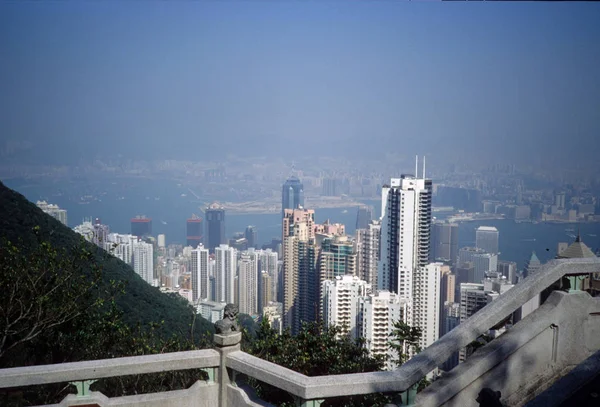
xmin=4 ymin=177 xmax=600 ymax=271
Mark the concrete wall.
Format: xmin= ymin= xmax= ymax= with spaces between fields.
xmin=41 ymin=381 xmax=218 ymax=407
xmin=415 ymin=291 xmax=600 ymax=407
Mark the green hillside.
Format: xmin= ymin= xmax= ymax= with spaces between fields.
xmin=0 ymin=180 xmax=214 ymax=368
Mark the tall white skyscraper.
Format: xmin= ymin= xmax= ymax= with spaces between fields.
xmin=476 ymin=226 xmax=499 ymax=255
xmin=215 ymin=244 xmax=237 ymax=304
xmin=238 ymin=251 xmax=259 ymax=315
xmin=356 ymin=220 xmax=381 ymax=289
xmin=358 ymin=290 xmax=404 ymax=370
xmin=190 ymin=244 xmax=209 ymax=303
xmin=322 ymin=275 xmax=371 ymax=339
xmin=133 ymin=241 xmax=154 ymax=286
xmin=378 ymin=169 xmax=434 ymax=343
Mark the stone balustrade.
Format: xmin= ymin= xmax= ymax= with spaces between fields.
xmin=0 ymin=258 xmax=598 ymax=407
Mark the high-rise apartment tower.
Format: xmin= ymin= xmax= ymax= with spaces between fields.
xmin=281 ymin=177 xmax=305 ymax=219
xmin=205 ymin=203 xmax=225 ymax=253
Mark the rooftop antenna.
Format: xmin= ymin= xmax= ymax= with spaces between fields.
xmin=415 ymin=155 xmax=419 ymax=178
xmin=422 ymin=155 xmax=426 ymax=180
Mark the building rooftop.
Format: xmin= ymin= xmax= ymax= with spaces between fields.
xmin=476 ymin=226 xmax=498 ymax=232
xmin=557 ymin=235 xmax=597 ymax=259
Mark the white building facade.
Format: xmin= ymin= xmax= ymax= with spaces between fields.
xmin=358 ymin=290 xmax=404 ymax=370
xmin=215 ymin=244 xmax=237 ymax=304
xmin=378 ymin=171 xmax=438 ymax=354
xmin=238 ymin=251 xmax=259 ymax=315
xmin=132 ymin=241 xmax=154 ymax=286
xmin=190 ymin=244 xmax=210 ymax=303
xmin=322 ymin=275 xmax=371 ymax=338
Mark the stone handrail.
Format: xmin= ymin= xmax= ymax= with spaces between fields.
xmin=0 ymin=349 xmax=220 ymax=389
xmin=223 ymin=258 xmax=600 ymax=402
xmin=227 ymin=350 xmax=414 ymax=399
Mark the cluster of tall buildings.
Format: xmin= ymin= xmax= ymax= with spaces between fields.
xmin=274 ymin=164 xmax=457 ymax=368
xmin=189 ymin=244 xmax=280 ymax=318
xmin=73 ymin=218 xmax=156 ymax=286
xmin=58 ymin=162 xmax=598 ymax=374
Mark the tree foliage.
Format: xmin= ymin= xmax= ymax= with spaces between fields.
xmin=243 ymin=318 xmax=389 ymax=406
xmin=388 ymin=319 xmax=422 ymax=367
xmin=0 ymin=229 xmax=104 ymax=360
xmin=388 ymin=320 xmax=431 ymax=392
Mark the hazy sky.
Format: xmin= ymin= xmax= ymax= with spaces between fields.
xmin=1 ymin=2 xmax=599 ymax=164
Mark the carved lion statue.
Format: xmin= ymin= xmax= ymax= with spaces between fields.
xmin=214 ymin=303 xmax=240 ymax=335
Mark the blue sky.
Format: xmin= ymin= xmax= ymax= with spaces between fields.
xmin=1 ymin=2 xmax=599 ymax=163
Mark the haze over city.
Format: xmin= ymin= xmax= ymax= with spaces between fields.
xmin=1 ymin=2 xmax=600 ymax=165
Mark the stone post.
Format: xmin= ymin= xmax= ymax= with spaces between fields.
xmin=213 ymin=304 xmax=242 ymax=407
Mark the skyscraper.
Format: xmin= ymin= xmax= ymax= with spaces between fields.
xmin=238 ymin=251 xmax=259 ymax=315
xmin=416 ymin=263 xmax=442 ymax=350
xmin=245 ymin=225 xmax=257 ymax=248
xmin=471 ymin=253 xmax=498 ymax=283
xmin=379 ymin=174 xmax=432 ymax=294
xmin=282 ymin=208 xmax=316 ymax=333
xmin=205 ymin=203 xmax=225 ymax=253
xmin=355 ymin=206 xmax=373 ymax=230
xmin=378 ymin=166 xmax=438 ymax=353
xmin=258 ymin=249 xmax=279 ymax=310
xmin=318 ymin=235 xmax=356 ymax=282
xmin=378 ymin=173 xmax=432 ymax=324
xmin=190 ymin=244 xmax=209 ymax=303
xmin=214 ymin=244 xmax=236 ymax=303
xmin=133 ymin=241 xmax=154 ymax=286
xmin=131 ymin=216 xmax=152 ymax=237
xmin=431 ymin=222 xmax=458 ymax=265
xmin=260 ymin=271 xmax=272 ymax=313
xmin=281 ymin=176 xmax=304 ymax=219
xmin=458 ymin=246 xmax=487 ymax=266
xmin=356 ymin=220 xmax=381 ymax=289
xmin=186 ymin=215 xmax=203 ymax=248
xmin=497 ymin=260 xmax=517 ymax=284
xmin=475 ymin=226 xmax=499 ymax=255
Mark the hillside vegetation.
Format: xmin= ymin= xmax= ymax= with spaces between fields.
xmin=0 ymin=180 xmax=213 ymax=370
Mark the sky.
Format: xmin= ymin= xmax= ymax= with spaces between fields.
xmin=1 ymin=2 xmax=600 ymax=164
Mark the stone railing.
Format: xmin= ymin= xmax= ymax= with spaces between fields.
xmin=0 ymin=258 xmax=598 ymax=407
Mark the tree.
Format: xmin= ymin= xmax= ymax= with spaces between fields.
xmin=388 ymin=320 xmax=430 ymax=393
xmin=243 ymin=319 xmax=388 ymax=407
xmin=388 ymin=320 xmax=422 ymax=367
xmin=0 ymin=228 xmax=103 ymax=362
